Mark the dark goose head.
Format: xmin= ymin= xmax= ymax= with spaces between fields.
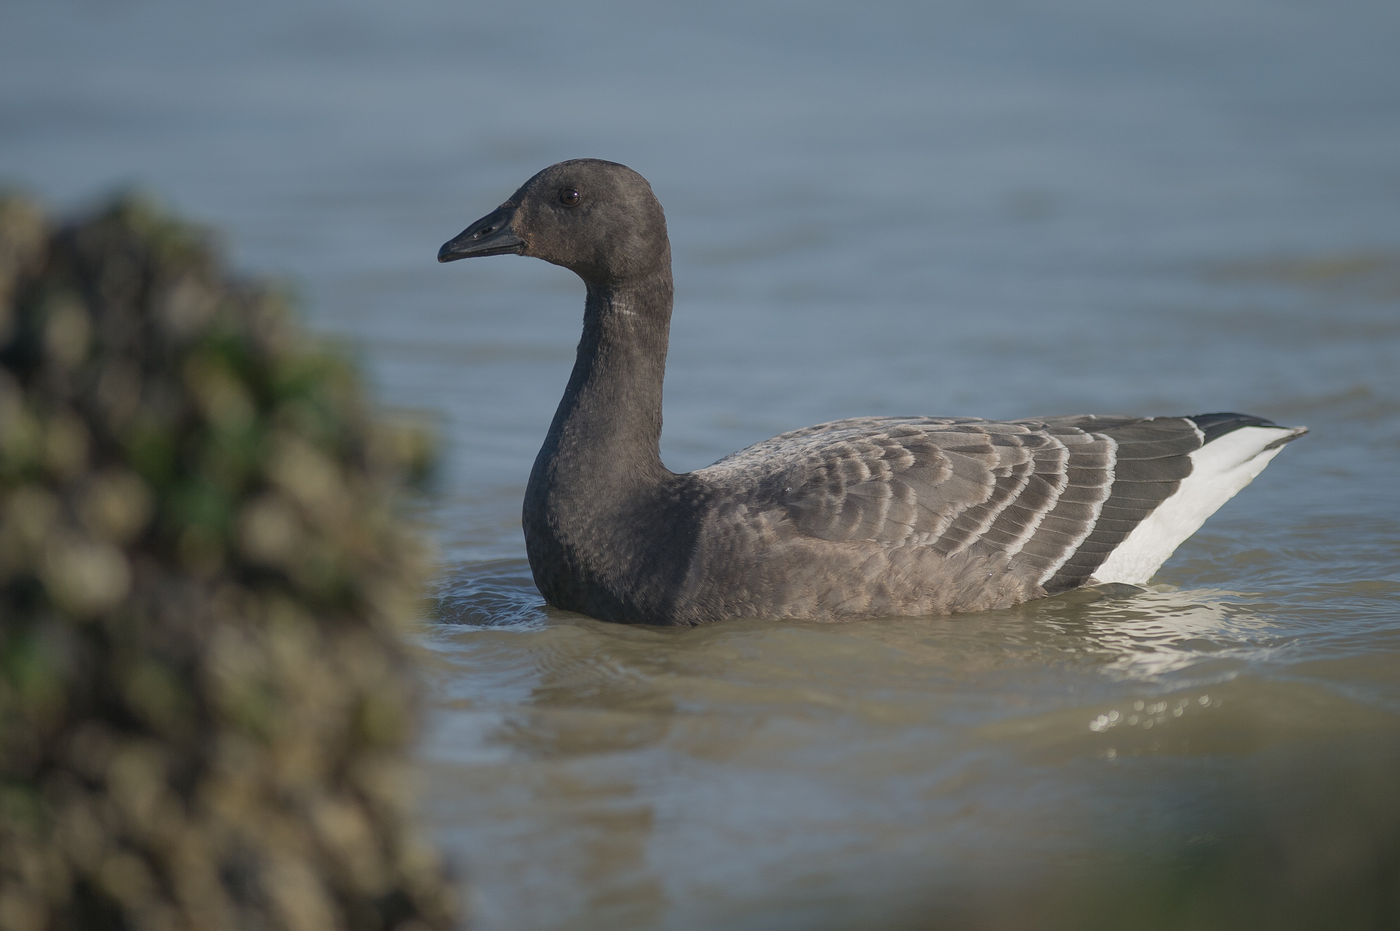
xmin=438 ymin=158 xmax=670 ymax=286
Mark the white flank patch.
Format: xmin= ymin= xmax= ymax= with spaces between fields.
xmin=1090 ymin=425 xmax=1300 ymax=585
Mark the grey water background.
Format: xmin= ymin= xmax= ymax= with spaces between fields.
xmin=5 ymin=0 xmax=1400 ymax=927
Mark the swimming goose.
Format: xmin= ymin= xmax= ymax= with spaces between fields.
xmin=438 ymin=158 xmax=1305 ymax=625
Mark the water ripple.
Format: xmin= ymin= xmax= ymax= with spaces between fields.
xmin=429 ymin=558 xmax=546 ymax=629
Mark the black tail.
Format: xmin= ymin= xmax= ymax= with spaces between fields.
xmin=1188 ymin=411 xmax=1282 ymax=444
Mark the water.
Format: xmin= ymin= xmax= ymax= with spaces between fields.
xmin=6 ymin=0 xmax=1400 ymax=926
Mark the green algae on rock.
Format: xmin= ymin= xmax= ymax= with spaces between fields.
xmin=0 ymin=192 xmax=455 ymax=931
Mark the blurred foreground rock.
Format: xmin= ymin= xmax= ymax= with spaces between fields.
xmin=0 ymin=193 xmax=455 ymax=930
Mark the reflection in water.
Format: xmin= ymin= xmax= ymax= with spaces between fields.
xmin=1020 ymin=585 xmax=1291 ymax=681
xmin=419 ymin=564 xmax=1400 ymax=929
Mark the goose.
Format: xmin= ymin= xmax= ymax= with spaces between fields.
xmin=438 ymin=158 xmax=1305 ymax=625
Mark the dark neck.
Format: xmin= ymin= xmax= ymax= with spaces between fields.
xmin=531 ymin=265 xmax=675 ymax=497
xmin=523 ymin=258 xmax=708 ymax=622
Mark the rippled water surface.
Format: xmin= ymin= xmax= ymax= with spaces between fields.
xmin=6 ymin=0 xmax=1400 ymax=926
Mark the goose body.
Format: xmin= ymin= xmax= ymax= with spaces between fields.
xmin=439 ymin=159 xmax=1305 ymax=625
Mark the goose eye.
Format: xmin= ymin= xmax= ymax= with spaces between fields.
xmin=559 ymin=188 xmax=581 ymax=207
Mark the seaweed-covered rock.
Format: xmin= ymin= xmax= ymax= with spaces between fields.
xmin=0 ymin=193 xmax=455 ymax=931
